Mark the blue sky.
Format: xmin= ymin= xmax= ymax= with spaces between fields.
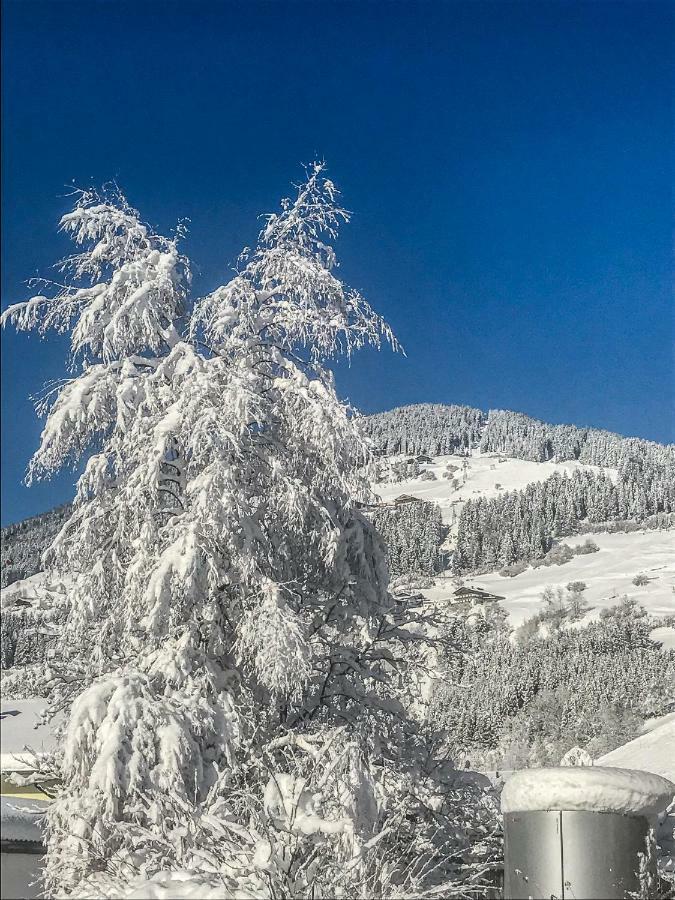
xmin=2 ymin=0 xmax=673 ymax=525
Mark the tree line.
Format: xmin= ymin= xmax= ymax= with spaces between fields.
xmin=362 ymin=403 xmax=675 ymax=472
xmin=431 ymin=597 xmax=674 ymax=768
xmin=454 ymin=466 xmax=675 ymax=572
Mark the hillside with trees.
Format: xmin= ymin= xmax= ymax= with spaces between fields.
xmin=454 ymin=469 xmax=674 ymax=573
xmin=431 ymin=596 xmax=675 ymax=769
xmin=1 ymin=504 xmax=71 ymax=587
xmin=364 ymin=403 xmax=675 ymax=469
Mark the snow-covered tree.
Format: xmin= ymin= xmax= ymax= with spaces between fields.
xmin=370 ymin=500 xmax=446 ymax=575
xmin=3 ymin=170 xmax=500 ymax=898
xmin=431 ymin=599 xmax=674 ymax=769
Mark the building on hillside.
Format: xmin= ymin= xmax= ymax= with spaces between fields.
xmin=452 ymin=586 xmax=505 ymax=605
xmin=393 ymin=494 xmax=424 ymax=506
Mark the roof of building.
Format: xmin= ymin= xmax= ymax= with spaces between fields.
xmin=452 ymin=586 xmax=505 ymax=602
xmin=0 ymin=796 xmax=47 ymax=845
xmin=1 ymin=699 xmax=59 ymax=774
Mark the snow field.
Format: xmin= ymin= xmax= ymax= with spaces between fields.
xmin=598 ymin=714 xmax=675 ymax=781
xmin=372 ymin=452 xmax=674 ymax=642
xmin=373 ymin=451 xmax=615 ymax=529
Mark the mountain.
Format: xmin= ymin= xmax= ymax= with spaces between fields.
xmin=1 ymin=505 xmax=71 ymax=588
xmin=2 ymin=402 xmax=673 ymax=805
xmin=2 ymin=403 xmax=673 ymax=630
xmin=363 ymin=403 xmax=675 ymax=468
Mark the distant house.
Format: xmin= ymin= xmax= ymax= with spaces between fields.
xmin=452 ymin=586 xmax=505 ymax=604
xmin=415 ymin=454 xmax=432 ymax=464
xmin=393 ymin=494 xmax=424 ymax=506
xmin=355 ymin=500 xmax=381 ymax=512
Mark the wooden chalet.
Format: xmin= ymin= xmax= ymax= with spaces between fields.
xmin=452 ymin=586 xmax=505 ymax=604
xmin=393 ymin=494 xmax=424 ymax=505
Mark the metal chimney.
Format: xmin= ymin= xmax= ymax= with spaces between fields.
xmin=501 ymin=766 xmax=674 ymax=899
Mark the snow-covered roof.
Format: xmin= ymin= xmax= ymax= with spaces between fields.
xmin=0 ymin=699 xmax=59 ymax=773
xmin=598 ymin=714 xmax=675 ymax=782
xmin=453 ymin=586 xmax=505 ymax=602
xmin=501 ymin=766 xmax=675 ymax=818
xmin=0 ymin=796 xmax=47 ymax=844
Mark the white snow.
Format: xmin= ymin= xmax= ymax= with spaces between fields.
xmin=501 ymin=766 xmax=675 ymax=817
xmin=1 ymin=573 xmax=49 ymax=609
xmin=418 ymin=528 xmax=674 ymax=639
xmin=373 ymin=452 xmax=615 ymax=528
xmin=598 ymin=715 xmax=675 ymax=781
xmin=1 ymin=571 xmax=73 ymax=612
xmin=262 ymin=773 xmax=351 ymax=836
xmin=0 ymin=699 xmax=59 ymax=773
xmin=641 ymin=711 xmax=675 ymax=735
xmin=469 ymin=529 xmax=675 ymax=634
xmin=0 ymin=796 xmax=48 ymax=843
xmin=116 ymin=871 xmax=231 ymax=899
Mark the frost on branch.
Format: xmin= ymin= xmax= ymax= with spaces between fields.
xmin=1 ymin=186 xmax=189 ymax=361
xmin=192 ymin=162 xmax=398 ymax=360
xmin=236 ymin=580 xmax=312 ymax=700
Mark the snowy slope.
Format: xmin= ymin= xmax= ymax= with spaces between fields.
xmin=372 ymin=452 xmax=675 ymax=644
xmin=468 ymin=530 xmax=674 ymax=627
xmin=373 ymin=452 xmax=615 ymax=530
xmin=598 ymin=714 xmax=675 ymax=781
xmin=423 ymin=531 xmax=675 ymax=646
xmin=0 ymin=571 xmax=75 ymax=615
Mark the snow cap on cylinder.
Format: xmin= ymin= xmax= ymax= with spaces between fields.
xmin=501 ymin=766 xmax=675 ymax=818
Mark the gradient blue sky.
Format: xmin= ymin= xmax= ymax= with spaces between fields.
xmin=2 ymin=0 xmax=673 ymax=525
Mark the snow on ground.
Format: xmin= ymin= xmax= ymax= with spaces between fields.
xmin=471 ymin=530 xmax=674 ymax=627
xmin=0 ymin=571 xmax=72 ymax=612
xmin=423 ymin=529 xmax=675 ymax=642
xmin=598 ymin=714 xmax=675 ymax=781
xmin=371 ymin=452 xmax=674 ymax=642
xmin=1 ymin=573 xmax=50 ymax=606
xmin=641 ymin=711 xmax=675 ymax=735
xmin=373 ymin=451 xmax=615 ymax=528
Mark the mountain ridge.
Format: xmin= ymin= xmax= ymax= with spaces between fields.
xmin=3 ymin=402 xmax=674 ymax=589
xmin=362 ymin=402 xmax=675 ymax=465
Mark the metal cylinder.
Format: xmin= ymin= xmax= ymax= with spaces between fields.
xmin=503 ymin=808 xmax=653 ymax=899
xmin=501 ymin=767 xmax=674 ymax=900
